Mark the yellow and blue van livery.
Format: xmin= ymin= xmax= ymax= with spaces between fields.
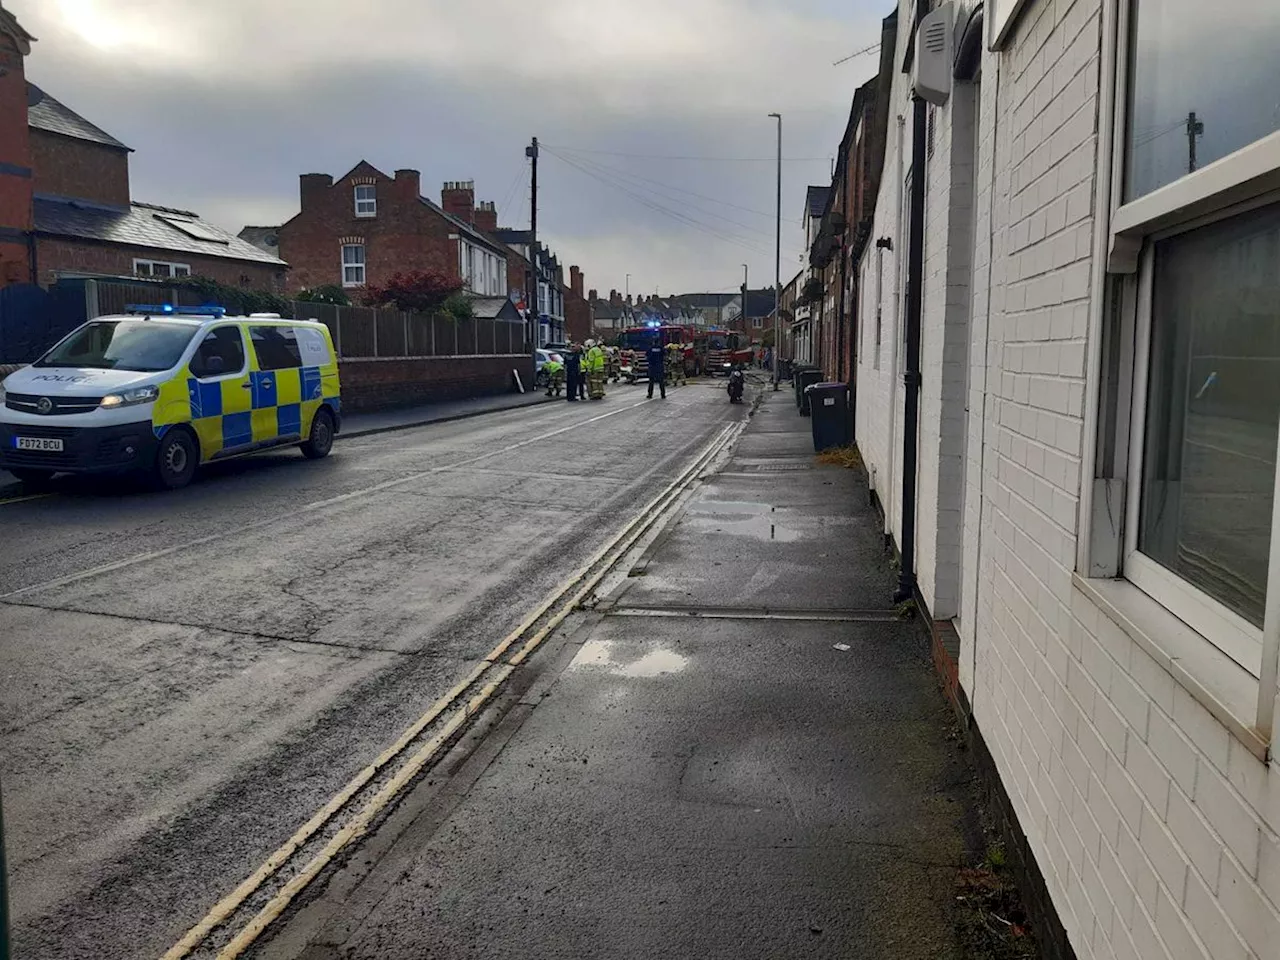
xmin=0 ymin=306 xmax=342 ymax=490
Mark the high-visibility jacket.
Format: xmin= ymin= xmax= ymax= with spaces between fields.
xmin=544 ymin=360 xmax=564 ymax=377
xmin=585 ymin=346 xmax=606 ymax=373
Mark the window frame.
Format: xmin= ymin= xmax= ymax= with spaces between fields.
xmin=248 ymin=324 xmax=304 ymax=372
xmin=189 ymin=324 xmax=248 ymax=381
xmin=134 ymin=258 xmax=191 ymax=279
xmin=354 ymin=184 xmax=377 ymax=219
xmin=341 ymin=243 xmax=366 ymax=288
xmin=1105 ymin=0 xmax=1280 ymax=685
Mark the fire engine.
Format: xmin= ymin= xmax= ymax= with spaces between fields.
xmin=617 ymin=323 xmax=701 ymax=381
xmin=705 ymin=328 xmax=752 ymax=375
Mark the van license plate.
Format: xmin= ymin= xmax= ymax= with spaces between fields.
xmin=14 ymin=437 xmax=64 ymax=452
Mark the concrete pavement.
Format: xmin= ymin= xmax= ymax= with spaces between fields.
xmin=268 ymin=389 xmax=988 ymax=959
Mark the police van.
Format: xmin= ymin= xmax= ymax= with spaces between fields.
xmin=0 ymin=305 xmax=342 ymax=490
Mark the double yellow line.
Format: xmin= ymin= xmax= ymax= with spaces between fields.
xmin=162 ymin=421 xmax=741 ymax=960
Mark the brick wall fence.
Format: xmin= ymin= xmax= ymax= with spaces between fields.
xmin=339 ymin=355 xmax=535 ymax=412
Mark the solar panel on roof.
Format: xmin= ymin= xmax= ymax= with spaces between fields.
xmin=156 ymin=215 xmax=229 ymax=244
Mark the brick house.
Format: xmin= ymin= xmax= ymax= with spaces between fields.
xmin=807 ymin=55 xmax=893 ymax=386
xmin=0 ymin=2 xmax=34 ymax=287
xmin=0 ymin=7 xmax=285 ymax=293
xmin=276 ymin=166 xmax=511 ymax=301
xmin=853 ymin=2 xmax=1280 ymax=960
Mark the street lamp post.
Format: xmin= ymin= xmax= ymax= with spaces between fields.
xmin=769 ymin=112 xmax=782 ymax=390
xmin=741 ymin=264 xmax=748 ymax=336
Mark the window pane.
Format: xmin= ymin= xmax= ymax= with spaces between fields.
xmin=1139 ymin=202 xmax=1280 ymax=626
xmin=191 ymin=326 xmax=246 ymax=378
xmin=1126 ymin=0 xmax=1280 ymax=201
xmin=250 ymin=326 xmax=303 ymax=371
xmin=174 ymin=265 xmax=190 ymax=277
xmin=135 ymin=262 xmax=152 ymax=276
xmin=152 ymin=263 xmax=172 ymax=278
xmin=342 ymin=244 xmax=364 ymax=265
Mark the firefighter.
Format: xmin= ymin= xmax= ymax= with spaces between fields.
xmin=585 ymin=339 xmax=607 ymax=400
xmin=543 ymin=355 xmax=565 ymax=397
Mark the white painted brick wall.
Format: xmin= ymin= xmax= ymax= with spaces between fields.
xmin=855 ymin=1 xmax=1280 ymax=958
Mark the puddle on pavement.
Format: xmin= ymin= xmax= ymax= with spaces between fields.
xmin=571 ymin=639 xmax=689 ymax=678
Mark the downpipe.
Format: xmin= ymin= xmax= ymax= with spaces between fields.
xmin=895 ymin=90 xmax=927 ymax=605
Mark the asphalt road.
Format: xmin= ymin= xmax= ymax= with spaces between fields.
xmin=0 ymin=379 xmax=743 ymax=960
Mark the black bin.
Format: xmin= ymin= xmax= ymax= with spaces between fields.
xmin=797 ymin=369 xmax=823 ymax=415
xmin=808 ymin=382 xmax=850 ymax=451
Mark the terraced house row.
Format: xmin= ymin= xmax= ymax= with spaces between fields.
xmin=804 ymin=1 xmax=1280 ymax=958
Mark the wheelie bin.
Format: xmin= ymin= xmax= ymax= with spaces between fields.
xmin=797 ymin=368 xmax=823 ymax=415
xmin=807 ymin=382 xmax=850 ymax=451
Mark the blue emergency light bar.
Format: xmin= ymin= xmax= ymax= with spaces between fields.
xmin=125 ymin=304 xmax=227 ymax=318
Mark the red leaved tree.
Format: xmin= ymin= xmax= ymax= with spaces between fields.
xmin=362 ymin=271 xmax=465 ymax=313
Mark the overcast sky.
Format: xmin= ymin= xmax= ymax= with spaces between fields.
xmin=14 ymin=0 xmax=888 ymax=297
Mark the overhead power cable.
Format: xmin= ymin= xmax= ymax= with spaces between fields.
xmin=544 ymin=149 xmax=774 ymax=257
xmin=552 ymin=145 xmax=803 ymax=227
xmin=546 ymin=147 xmax=790 ymax=240
xmin=543 ymin=144 xmax=829 ymax=163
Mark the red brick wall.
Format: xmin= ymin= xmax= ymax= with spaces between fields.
xmin=278 ymin=167 xmax=464 ymax=296
xmin=0 ymin=30 xmax=32 ymax=285
xmin=35 ymin=236 xmax=286 ymax=291
xmin=339 ymin=355 xmax=535 ymax=412
xmin=30 ymin=130 xmax=130 ymax=207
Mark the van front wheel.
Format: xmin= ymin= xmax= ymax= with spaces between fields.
xmin=301 ymin=409 xmax=335 ymax=460
xmin=154 ymin=429 xmax=197 ymax=490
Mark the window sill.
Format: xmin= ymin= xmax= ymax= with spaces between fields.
xmin=1073 ymin=574 xmax=1271 ymax=762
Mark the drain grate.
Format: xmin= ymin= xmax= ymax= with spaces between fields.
xmin=725 ymin=458 xmax=814 ymax=473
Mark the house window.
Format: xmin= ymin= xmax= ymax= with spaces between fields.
xmin=341 ymin=244 xmax=366 ymax=287
xmin=752 ymin=317 xmax=764 ymax=329
xmin=134 ymin=258 xmax=191 ymax=279
xmin=354 ymin=184 xmax=376 ymax=218
xmin=1114 ymin=0 xmax=1280 ymax=674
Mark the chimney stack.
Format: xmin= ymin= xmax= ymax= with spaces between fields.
xmin=569 ymin=265 xmax=584 ymax=299
xmin=441 ymin=180 xmax=476 ymax=223
xmin=588 ymin=288 xmax=598 ymax=302
xmin=300 ymin=173 xmax=333 ymax=211
xmin=394 ymin=168 xmax=421 ymax=199
xmin=473 ymin=200 xmax=497 ymax=233
xmin=610 ymin=289 xmax=621 ymax=306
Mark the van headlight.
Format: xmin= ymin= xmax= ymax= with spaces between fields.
xmin=100 ymin=385 xmax=159 ymax=409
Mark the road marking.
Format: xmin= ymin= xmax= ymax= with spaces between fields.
xmin=1 ymin=400 xmax=652 ymax=601
xmin=156 ymin=661 xmax=492 ymax=960
xmin=160 ymin=420 xmax=742 ymax=960
xmin=214 ymin=667 xmax=513 ymax=960
xmin=0 ymin=493 xmax=51 ymax=506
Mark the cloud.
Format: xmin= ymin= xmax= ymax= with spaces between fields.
xmin=13 ymin=0 xmax=887 ymax=293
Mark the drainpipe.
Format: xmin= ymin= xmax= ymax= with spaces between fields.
xmin=896 ymin=14 xmax=928 ymax=604
xmin=837 ymin=167 xmax=850 ymax=387
xmin=886 ymin=115 xmax=906 ymax=538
